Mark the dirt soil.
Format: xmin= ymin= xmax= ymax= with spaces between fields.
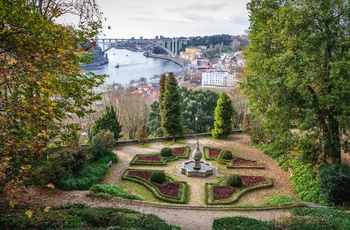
xmin=2 ymin=134 xmax=300 ymax=230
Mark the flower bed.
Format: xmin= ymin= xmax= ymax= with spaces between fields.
xmin=213 ymin=186 xmax=236 ymax=200
xmin=122 ymin=169 xmax=188 ymax=203
xmin=203 ymin=146 xmax=264 ymax=169
xmin=130 ymin=146 xmax=190 ymax=166
xmin=227 ymin=158 xmax=265 ymax=169
xmin=205 ymin=175 xmax=273 ymax=205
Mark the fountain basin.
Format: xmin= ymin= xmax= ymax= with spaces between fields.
xmin=181 ymin=161 xmax=213 ymax=177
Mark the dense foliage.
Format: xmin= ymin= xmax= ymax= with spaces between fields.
xmin=212 ymin=92 xmax=235 ymax=138
xmin=91 ymin=105 xmax=122 ymax=141
xmin=0 ymin=0 xmax=105 ymax=206
xmin=159 ymin=72 xmax=184 ymax=141
xmin=180 ymin=87 xmax=219 ymax=134
xmin=212 ymin=207 xmax=350 ymax=229
xmin=149 ymin=171 xmax=166 ymax=184
xmin=88 ymin=184 xmax=143 ymax=200
xmin=226 ymin=174 xmax=242 ymax=187
xmin=319 ymin=164 xmax=350 ymax=205
xmin=243 ymin=0 xmax=350 ymax=164
xmin=220 ymin=150 xmax=233 ymax=160
xmin=136 ymin=124 xmax=148 ymax=144
xmin=160 ymin=147 xmax=173 ymax=157
xmin=0 ymin=204 xmax=180 ymax=229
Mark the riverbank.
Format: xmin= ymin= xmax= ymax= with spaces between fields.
xmin=143 ymin=52 xmax=185 ymax=68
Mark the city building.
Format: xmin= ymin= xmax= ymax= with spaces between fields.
xmin=201 ymin=70 xmax=237 ymax=87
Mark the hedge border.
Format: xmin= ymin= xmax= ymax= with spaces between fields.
xmin=130 ymin=146 xmax=190 ymax=166
xmin=205 ymin=176 xmax=273 ymax=205
xmin=121 ymin=168 xmax=189 ymax=204
xmin=203 ymin=146 xmax=265 ymax=169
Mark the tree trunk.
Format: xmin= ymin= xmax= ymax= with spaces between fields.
xmin=323 ymin=114 xmax=341 ymax=164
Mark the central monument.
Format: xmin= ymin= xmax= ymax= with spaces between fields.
xmin=181 ymin=117 xmax=213 ymax=177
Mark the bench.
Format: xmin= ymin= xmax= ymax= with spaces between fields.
xmin=107 ymin=161 xmax=113 ymax=167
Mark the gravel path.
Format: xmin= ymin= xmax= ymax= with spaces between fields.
xmin=9 ymin=134 xmax=299 ymax=229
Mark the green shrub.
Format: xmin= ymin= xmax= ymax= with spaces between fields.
xmin=212 ymin=216 xmax=272 ymax=230
xmin=220 ymin=149 xmax=233 ymax=160
xmin=264 ymin=195 xmax=299 ymax=205
xmin=160 ymin=147 xmax=173 ymax=157
xmin=88 ymin=129 xmax=115 ymax=161
xmin=89 ymin=184 xmax=142 ymax=200
xmin=319 ymin=164 xmax=350 ymax=205
xmin=226 ymin=174 xmax=242 ymax=187
xmin=149 ymin=171 xmax=166 ymax=184
xmin=291 ymin=207 xmax=350 ymax=229
xmin=274 ymin=215 xmax=333 ymax=229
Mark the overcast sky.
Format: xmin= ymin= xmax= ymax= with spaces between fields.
xmin=90 ymin=0 xmax=250 ymax=39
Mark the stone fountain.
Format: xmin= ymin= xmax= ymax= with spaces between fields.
xmin=181 ymin=118 xmax=213 ymax=177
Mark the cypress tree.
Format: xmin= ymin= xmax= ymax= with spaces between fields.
xmin=160 ymin=72 xmax=184 ymax=141
xmin=212 ymin=92 xmax=234 ymax=139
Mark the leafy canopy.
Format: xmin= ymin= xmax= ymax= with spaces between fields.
xmin=243 ymin=0 xmax=350 ymax=163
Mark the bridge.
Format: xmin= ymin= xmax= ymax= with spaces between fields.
xmin=95 ymin=36 xmax=189 ymax=57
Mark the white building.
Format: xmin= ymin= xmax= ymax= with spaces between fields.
xmin=201 ymin=70 xmax=237 ymax=87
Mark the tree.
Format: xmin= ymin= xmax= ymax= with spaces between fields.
xmin=160 ymin=72 xmax=184 ymax=141
xmin=91 ymin=106 xmax=122 ymax=141
xmin=136 ymin=124 xmax=149 ymax=144
xmin=148 ymin=101 xmax=163 ymax=137
xmin=0 ymin=0 xmax=104 ymax=207
xmin=212 ymin=92 xmax=234 ymax=138
xmin=243 ymin=0 xmax=350 ymax=164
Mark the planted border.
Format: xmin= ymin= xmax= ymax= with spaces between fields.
xmin=130 ymin=146 xmax=190 ymax=166
xmin=203 ymin=146 xmax=264 ymax=169
xmin=205 ymin=175 xmax=273 ymax=205
xmin=122 ymin=169 xmax=188 ymax=204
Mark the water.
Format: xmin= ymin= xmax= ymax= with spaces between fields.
xmin=83 ymin=48 xmax=183 ymax=86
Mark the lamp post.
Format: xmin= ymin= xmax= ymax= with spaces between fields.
xmin=192 ymin=116 xmax=202 ymax=170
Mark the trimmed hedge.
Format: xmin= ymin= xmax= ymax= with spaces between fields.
xmin=213 ymin=216 xmax=273 ymax=230
xmin=160 ymin=147 xmax=173 ymax=157
xmin=205 ymin=176 xmax=273 ymax=205
xmin=130 ymin=146 xmax=190 ymax=166
xmin=227 ymin=174 xmax=242 ymax=187
xmin=203 ymin=146 xmax=264 ymax=169
xmin=220 ymin=149 xmax=233 ymax=160
xmin=122 ymin=169 xmax=188 ymax=204
xmin=150 ymin=171 xmax=166 ymax=184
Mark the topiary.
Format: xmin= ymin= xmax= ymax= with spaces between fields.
xmin=220 ymin=150 xmax=233 ymax=160
xmin=226 ymin=174 xmax=242 ymax=187
xmin=319 ymin=163 xmax=350 ymax=205
xmin=149 ymin=171 xmax=166 ymax=184
xmin=160 ymin=147 xmax=173 ymax=157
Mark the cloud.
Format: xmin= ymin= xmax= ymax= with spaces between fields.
xmin=169 ymin=2 xmax=228 ymax=13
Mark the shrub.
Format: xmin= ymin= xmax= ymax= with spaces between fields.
xmin=226 ymin=174 xmax=242 ymax=187
xmin=264 ymin=195 xmax=299 ymax=205
xmin=88 ymin=129 xmax=115 ymax=161
xmin=136 ymin=124 xmax=149 ymax=144
xmin=319 ymin=164 xmax=350 ymax=205
xmin=212 ymin=216 xmax=272 ymax=230
xmin=89 ymin=184 xmax=142 ymax=200
xmin=220 ymin=149 xmax=233 ymax=160
xmin=160 ymin=147 xmax=173 ymax=157
xmin=149 ymin=171 xmax=166 ymax=184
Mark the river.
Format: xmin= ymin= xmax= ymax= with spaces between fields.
xmin=83 ymin=48 xmax=183 ymax=86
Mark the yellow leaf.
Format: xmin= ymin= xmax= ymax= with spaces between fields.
xmin=7 ymin=57 xmax=17 ymax=65
xmin=25 ymin=209 xmax=33 ymax=218
xmin=44 ymin=206 xmax=51 ymax=212
xmin=20 ymin=165 xmax=32 ymax=170
xmin=46 ymin=183 xmax=55 ymax=189
xmin=9 ymin=200 xmax=18 ymax=208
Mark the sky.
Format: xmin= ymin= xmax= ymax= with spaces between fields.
xmin=79 ymin=0 xmax=251 ymax=39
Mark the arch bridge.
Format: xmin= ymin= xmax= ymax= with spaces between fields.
xmin=95 ymin=36 xmax=188 ymax=57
